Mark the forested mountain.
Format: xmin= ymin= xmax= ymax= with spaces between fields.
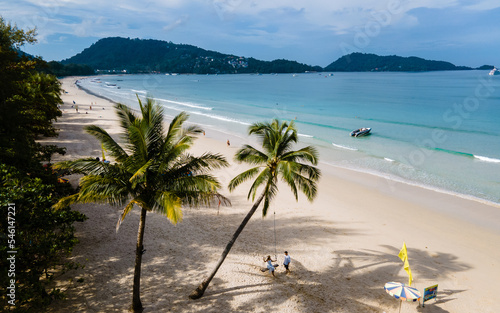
xmin=324 ymin=52 xmax=472 ymax=72
xmin=62 ymin=37 xmax=322 ymax=74
xmin=61 ymin=37 xmax=477 ymax=74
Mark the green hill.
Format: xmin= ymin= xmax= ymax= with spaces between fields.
xmin=61 ymin=37 xmax=321 ymax=74
xmin=324 ymin=52 xmax=472 ymax=72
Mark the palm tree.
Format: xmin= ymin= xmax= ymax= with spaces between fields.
xmin=53 ymin=98 xmax=229 ymax=312
xmin=189 ymin=119 xmax=320 ymax=299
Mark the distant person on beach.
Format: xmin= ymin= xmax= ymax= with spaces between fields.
xmin=75 ymin=105 xmax=78 ymax=113
xmin=227 ymin=140 xmax=230 ymax=147
xmin=264 ymin=255 xmax=277 ymax=277
xmin=283 ymin=251 xmax=291 ymax=274
xmin=73 ymin=100 xmax=75 ymax=105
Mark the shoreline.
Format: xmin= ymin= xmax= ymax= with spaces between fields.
xmin=321 ymin=160 xmax=500 ymax=210
xmin=44 ymin=76 xmax=500 ymax=313
xmin=74 ymin=75 xmax=500 ymax=208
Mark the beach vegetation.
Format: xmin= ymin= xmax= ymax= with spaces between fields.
xmin=0 ymin=16 xmax=87 ymax=311
xmin=53 ymin=98 xmax=230 ymax=312
xmin=0 ymin=17 xmax=65 ymax=171
xmin=42 ymin=61 xmax=95 ymax=77
xmin=190 ymin=119 xmax=321 ymax=299
xmin=0 ymin=164 xmax=87 ymax=311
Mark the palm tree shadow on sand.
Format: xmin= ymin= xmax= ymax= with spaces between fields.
xmin=198 ymin=244 xmax=470 ymax=313
xmin=47 ymin=203 xmax=470 ymax=313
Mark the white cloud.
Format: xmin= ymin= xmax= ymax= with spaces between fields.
xmin=163 ymin=16 xmax=189 ymax=32
xmin=464 ymin=0 xmax=500 ymax=11
xmin=4 ymin=0 xmax=463 ymax=42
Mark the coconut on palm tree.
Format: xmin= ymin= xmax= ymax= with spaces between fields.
xmin=53 ymin=98 xmax=230 ymax=312
xmin=189 ymin=118 xmax=320 ymax=299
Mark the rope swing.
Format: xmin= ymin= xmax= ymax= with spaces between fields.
xmin=273 ymin=211 xmax=277 ymax=260
xmin=261 ymin=211 xmax=279 ymax=272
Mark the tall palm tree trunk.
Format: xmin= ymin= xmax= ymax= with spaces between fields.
xmin=131 ymin=207 xmax=147 ymax=312
xmin=189 ymin=191 xmax=266 ymax=300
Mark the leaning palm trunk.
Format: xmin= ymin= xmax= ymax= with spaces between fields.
xmin=132 ymin=208 xmax=147 ymax=312
xmin=189 ymin=191 xmax=265 ymax=299
xmin=190 ymin=119 xmax=320 ymax=300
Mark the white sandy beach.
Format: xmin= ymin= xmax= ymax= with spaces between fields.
xmin=40 ymin=77 xmax=500 ymax=313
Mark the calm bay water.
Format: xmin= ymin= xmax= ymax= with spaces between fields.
xmin=77 ymin=71 xmax=500 ymax=204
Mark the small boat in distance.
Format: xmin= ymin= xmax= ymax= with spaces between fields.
xmin=350 ymin=127 xmax=371 ymax=137
xmin=489 ymin=67 xmax=500 ymax=76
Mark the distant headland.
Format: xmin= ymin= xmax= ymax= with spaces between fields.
xmin=42 ymin=37 xmax=495 ymax=75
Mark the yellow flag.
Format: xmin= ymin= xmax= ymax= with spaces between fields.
xmin=403 ymin=258 xmax=413 ymax=286
xmin=398 ymin=242 xmax=408 ymax=262
xmin=398 ymin=242 xmax=413 ymax=286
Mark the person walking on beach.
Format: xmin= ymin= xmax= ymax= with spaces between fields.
xmin=283 ymin=251 xmax=291 ymax=274
xmin=227 ymin=140 xmax=230 ymax=147
xmin=264 ymin=255 xmax=277 ymax=277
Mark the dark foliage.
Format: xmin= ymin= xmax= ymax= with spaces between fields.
xmin=0 ymin=18 xmax=66 ymax=171
xmin=476 ymin=64 xmax=495 ymax=70
xmin=42 ymin=61 xmax=95 ymax=77
xmin=0 ymin=16 xmax=86 ymax=312
xmin=0 ymin=164 xmax=87 ymax=311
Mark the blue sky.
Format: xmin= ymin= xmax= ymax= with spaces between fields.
xmin=2 ymin=0 xmax=500 ymax=67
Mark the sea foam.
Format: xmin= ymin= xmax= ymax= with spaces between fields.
xmin=332 ymin=143 xmax=358 ymax=151
xmin=474 ymin=155 xmax=500 ymax=163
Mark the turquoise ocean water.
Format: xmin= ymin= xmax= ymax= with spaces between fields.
xmin=77 ymin=71 xmax=500 ymax=204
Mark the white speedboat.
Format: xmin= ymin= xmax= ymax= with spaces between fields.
xmin=350 ymin=128 xmax=371 ymax=137
xmin=489 ymin=67 xmax=499 ymax=76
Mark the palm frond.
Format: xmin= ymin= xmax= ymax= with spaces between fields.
xmin=228 ymin=166 xmax=261 ymax=192
xmin=276 ymin=120 xmax=298 ymax=156
xmin=281 ymin=146 xmax=319 ymax=165
xmin=153 ymin=191 xmax=183 ymax=224
xmin=115 ymin=103 xmax=138 ymax=134
xmin=126 ymin=121 xmax=148 ymax=167
xmin=277 ymin=161 xmax=299 ymax=201
xmin=262 ymin=177 xmax=278 ymax=216
xmin=175 ymin=190 xmax=231 ymax=208
xmin=234 ymin=144 xmax=268 ymax=164
xmin=116 ymin=199 xmax=138 ymax=232
xmin=77 ymin=175 xmax=130 ymax=206
xmin=291 ymin=172 xmax=318 ymax=201
xmin=85 ymin=125 xmax=128 ymax=162
xmin=52 ymin=193 xmax=79 ymax=210
xmin=129 ymin=159 xmax=153 ymax=188
xmin=141 ymin=97 xmax=165 ymax=155
xmin=53 ymin=158 xmax=110 ymax=176
xmin=165 ymin=112 xmax=190 ymax=145
xmin=246 ymin=167 xmax=271 ymax=201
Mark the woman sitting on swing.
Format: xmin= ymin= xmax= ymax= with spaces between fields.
xmin=264 ymin=255 xmax=277 ymax=277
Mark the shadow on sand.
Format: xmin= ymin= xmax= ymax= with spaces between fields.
xmin=47 ymin=192 xmax=471 ymax=313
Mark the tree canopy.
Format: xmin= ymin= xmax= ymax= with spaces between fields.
xmin=0 ymin=16 xmax=85 ymax=311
